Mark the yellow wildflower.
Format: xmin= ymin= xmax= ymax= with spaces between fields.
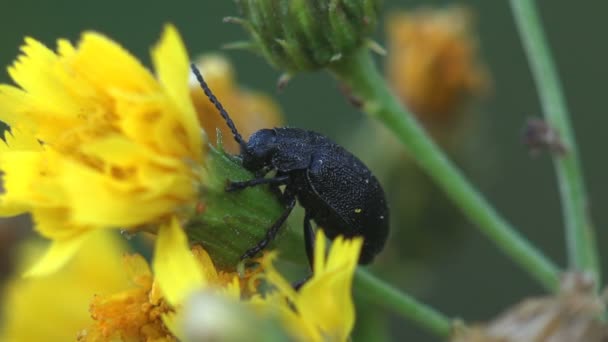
xmin=386 ymin=7 xmax=490 ymax=128
xmin=82 ymin=254 xmax=173 ymax=341
xmin=254 ymin=230 xmax=363 ymax=341
xmin=80 ymin=221 xmax=257 ymax=341
xmin=128 ymin=226 xmax=362 ymax=341
xmin=0 ymin=25 xmax=203 ymax=275
xmin=0 ymin=231 xmax=131 ymax=341
xmin=2 ymin=222 xmax=362 ymax=341
xmin=190 ymin=54 xmax=283 ymax=154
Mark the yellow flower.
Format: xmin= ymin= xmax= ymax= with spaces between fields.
xmin=152 ymin=227 xmax=363 ymax=341
xmin=2 ymin=223 xmax=361 ymax=341
xmin=0 ymin=25 xmax=203 ymax=275
xmin=189 ymin=54 xmax=283 ymax=154
xmin=386 ymin=7 xmax=490 ymax=127
xmin=254 ymin=230 xmax=363 ymax=342
xmin=82 ymin=254 xmax=173 ymax=341
xmin=80 ymin=221 xmax=257 ymax=341
xmin=0 ymin=231 xmax=131 ymax=342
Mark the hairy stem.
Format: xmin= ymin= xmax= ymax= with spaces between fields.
xmin=331 ymin=49 xmax=560 ymax=292
xmin=510 ymin=0 xmax=600 ymax=285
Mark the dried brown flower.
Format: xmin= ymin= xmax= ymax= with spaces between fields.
xmin=453 ymin=273 xmax=608 ymax=342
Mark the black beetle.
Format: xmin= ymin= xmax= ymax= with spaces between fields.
xmin=191 ymin=64 xmax=389 ymax=266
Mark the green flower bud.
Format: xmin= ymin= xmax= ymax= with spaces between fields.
xmin=233 ymin=0 xmax=382 ymax=73
xmin=185 ymin=137 xmax=305 ymax=270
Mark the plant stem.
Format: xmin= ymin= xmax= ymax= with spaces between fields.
xmin=331 ymin=49 xmax=560 ymax=292
xmin=510 ymin=0 xmax=600 ymax=285
xmin=354 ymin=269 xmax=452 ymax=338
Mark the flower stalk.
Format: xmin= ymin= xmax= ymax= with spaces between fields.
xmin=331 ymin=48 xmax=560 ymax=292
xmin=509 ymin=0 xmax=600 ymax=286
xmin=354 ymin=269 xmax=452 ymax=338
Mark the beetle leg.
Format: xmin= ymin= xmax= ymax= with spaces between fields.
xmin=288 ymin=213 xmax=316 ymax=291
xmin=292 ymin=274 xmax=312 ymax=291
xmin=226 ymin=174 xmax=290 ymax=192
xmin=240 ymin=189 xmax=296 ymax=260
xmin=303 ymin=211 xmax=315 ymax=270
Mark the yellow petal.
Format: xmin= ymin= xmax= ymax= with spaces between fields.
xmin=261 ymin=252 xmax=298 ymax=302
xmin=162 ymin=312 xmax=184 ymax=341
xmin=0 ymin=85 xmax=25 ymax=129
xmin=0 ymin=132 xmax=45 ymax=216
xmin=151 ymin=24 xmax=202 ymax=160
xmin=122 ymin=254 xmax=153 ymax=287
xmin=31 ymin=207 xmax=90 ymax=241
xmin=5 ymin=38 xmax=88 ymax=136
xmin=0 ymin=151 xmax=73 ymax=217
xmin=24 ymin=232 xmax=90 ymax=277
xmin=56 ymin=155 xmax=180 ymax=227
xmin=222 ymin=277 xmax=242 ymax=299
xmin=297 ymin=234 xmax=362 ymax=340
xmin=1 ymin=230 xmax=131 ymax=341
xmin=72 ymin=31 xmax=157 ymax=94
xmin=191 ymin=245 xmax=220 ymax=282
xmin=0 ymin=128 xmax=42 ymax=152
xmin=313 ymin=229 xmax=327 ymax=275
xmin=7 ymin=37 xmax=75 ymax=115
xmin=153 ymin=217 xmax=205 ymax=306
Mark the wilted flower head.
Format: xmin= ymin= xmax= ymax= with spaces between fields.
xmin=452 ymin=272 xmax=608 ymax=342
xmin=386 ymin=6 xmax=490 ymax=128
xmin=234 ymin=0 xmax=382 ymax=73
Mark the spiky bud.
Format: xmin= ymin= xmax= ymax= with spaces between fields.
xmin=233 ymin=0 xmax=382 ymax=73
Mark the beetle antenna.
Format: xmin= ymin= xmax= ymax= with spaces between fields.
xmin=190 ymin=63 xmax=247 ymax=148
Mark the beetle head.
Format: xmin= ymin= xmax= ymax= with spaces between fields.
xmin=242 ymin=129 xmax=277 ymax=171
xmin=191 ymin=64 xmax=277 ymax=172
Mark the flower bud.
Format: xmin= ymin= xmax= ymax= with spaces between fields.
xmin=233 ymin=0 xmax=382 ymax=73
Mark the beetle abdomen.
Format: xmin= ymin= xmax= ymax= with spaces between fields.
xmin=300 ymin=145 xmax=389 ymax=264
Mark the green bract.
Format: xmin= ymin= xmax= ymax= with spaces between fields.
xmin=234 ymin=0 xmax=381 ymax=73
xmin=185 ymin=139 xmax=304 ymax=270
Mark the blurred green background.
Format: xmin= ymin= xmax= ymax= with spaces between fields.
xmin=0 ymin=1 xmax=606 ymax=341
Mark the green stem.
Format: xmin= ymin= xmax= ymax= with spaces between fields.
xmin=510 ymin=0 xmax=600 ymax=285
xmin=354 ymin=269 xmax=452 ymax=338
xmin=331 ymin=49 xmax=560 ymax=292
